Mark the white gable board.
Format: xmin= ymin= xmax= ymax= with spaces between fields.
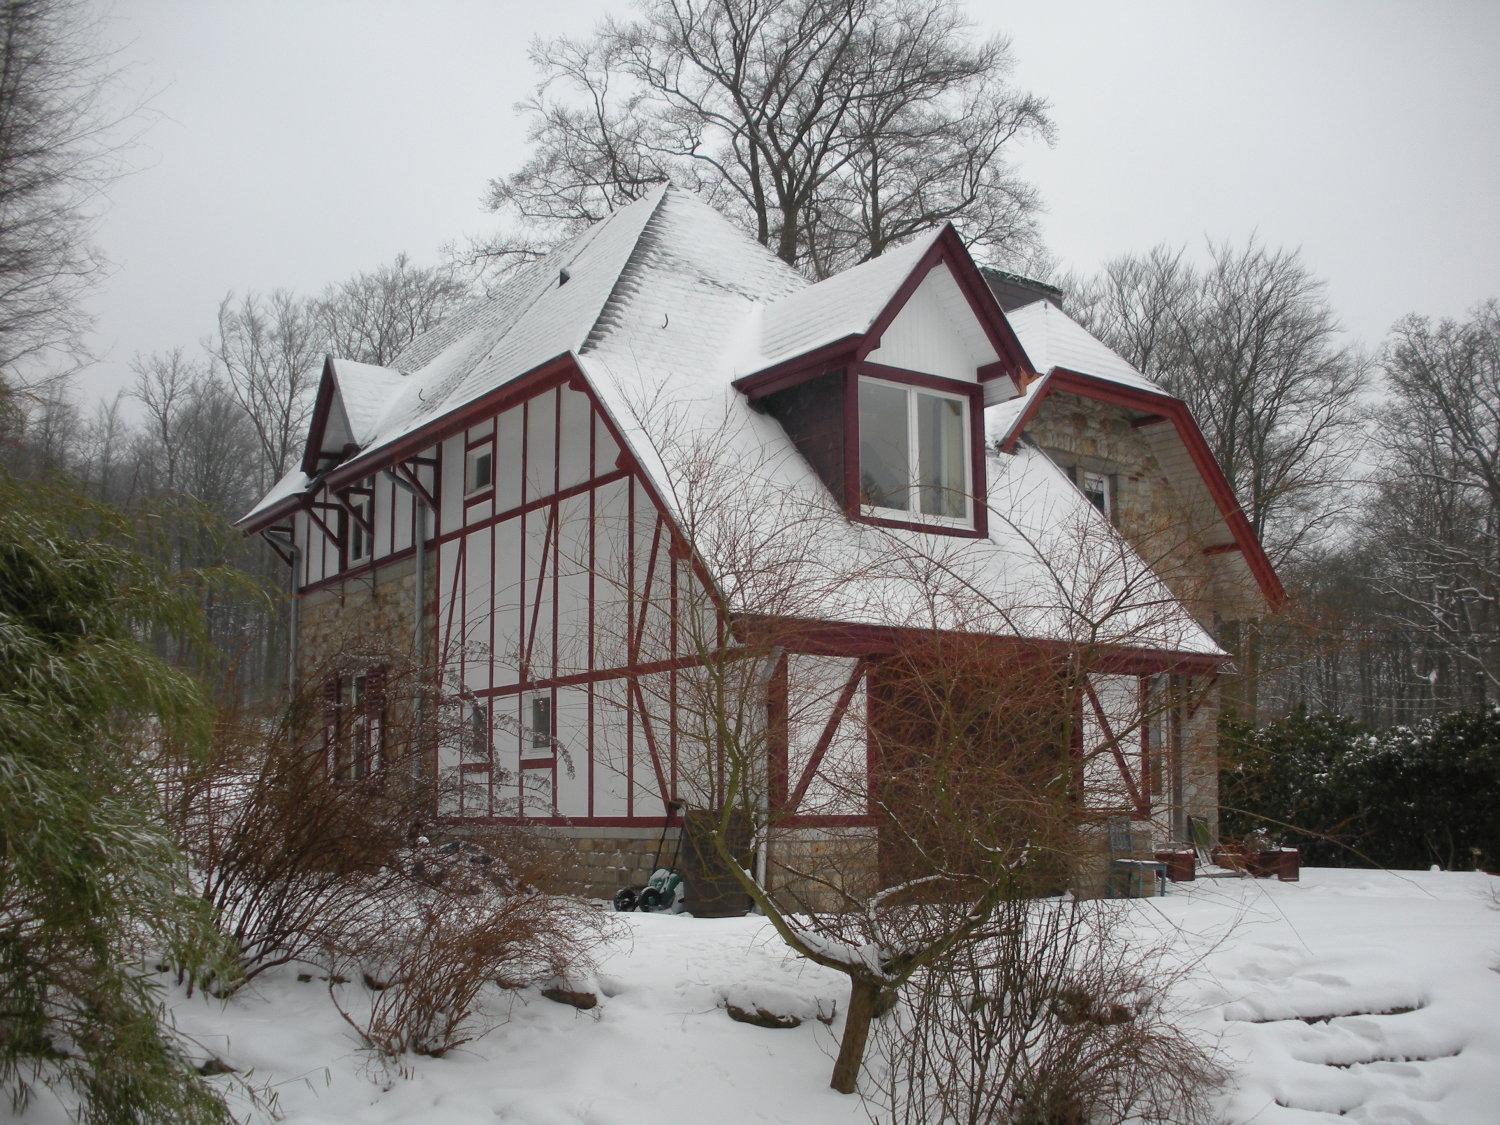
xmin=866 ymin=262 xmax=998 ymax=382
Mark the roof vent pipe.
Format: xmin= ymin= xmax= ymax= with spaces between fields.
xmin=558 ymin=268 xmax=571 ymax=287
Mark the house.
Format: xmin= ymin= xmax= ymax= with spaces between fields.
xmin=237 ymin=186 xmax=1282 ymax=900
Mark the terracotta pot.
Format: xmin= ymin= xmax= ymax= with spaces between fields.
xmin=1154 ymin=850 xmax=1195 ymax=882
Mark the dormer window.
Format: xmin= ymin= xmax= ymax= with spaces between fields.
xmin=858 ymin=376 xmax=972 ymax=525
xmin=465 ymin=443 xmax=494 ymax=496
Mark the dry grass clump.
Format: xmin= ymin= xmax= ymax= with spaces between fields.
xmin=330 ymin=880 xmax=611 ymax=1060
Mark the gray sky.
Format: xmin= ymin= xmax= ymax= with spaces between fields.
xmin=78 ymin=0 xmax=1500 ymax=405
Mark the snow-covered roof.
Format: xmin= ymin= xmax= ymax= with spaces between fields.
xmin=1005 ymin=299 xmax=1163 ymax=394
xmin=239 ymin=186 xmax=1229 ymax=654
xmin=729 ymin=231 xmax=940 ymax=375
xmin=331 ymin=359 xmax=408 ymax=446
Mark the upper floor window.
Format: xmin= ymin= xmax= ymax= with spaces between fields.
xmin=1079 ymin=470 xmax=1112 ymax=522
xmin=465 ymin=443 xmax=494 ymax=496
xmin=346 ymin=492 xmax=373 ymax=564
xmin=858 ymin=377 xmax=971 ymax=524
xmin=528 ymin=692 xmax=552 ymax=752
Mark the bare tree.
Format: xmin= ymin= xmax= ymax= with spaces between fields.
xmin=210 ymin=290 xmax=323 ymax=489
xmin=478 ymin=0 xmax=1051 ymax=278
xmin=1070 ymin=237 xmax=1369 ymax=566
xmin=316 ymin=252 xmax=470 ymax=367
xmin=0 ymin=0 xmax=136 ymax=406
xmin=586 ymin=384 xmax=1216 ymax=1095
xmin=1368 ymin=301 xmax=1500 ymax=703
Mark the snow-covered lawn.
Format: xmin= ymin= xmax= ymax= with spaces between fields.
xmin=9 ymin=869 xmax=1499 ymax=1124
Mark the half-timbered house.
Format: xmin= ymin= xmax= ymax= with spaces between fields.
xmin=238 ymin=186 xmax=1281 ymax=898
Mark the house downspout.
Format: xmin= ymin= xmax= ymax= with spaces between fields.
xmin=384 ymin=468 xmax=430 ymax=786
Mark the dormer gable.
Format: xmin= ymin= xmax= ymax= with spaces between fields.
xmin=300 ymin=356 xmax=408 ymax=475
xmin=730 ymin=226 xmax=1040 ymax=539
xmin=732 ymin=224 xmax=1034 ymax=400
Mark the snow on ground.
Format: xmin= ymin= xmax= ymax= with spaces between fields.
xmin=6 ymin=869 xmax=1498 ymax=1124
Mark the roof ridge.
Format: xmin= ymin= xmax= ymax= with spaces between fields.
xmin=577 ymin=185 xmax=673 ymax=356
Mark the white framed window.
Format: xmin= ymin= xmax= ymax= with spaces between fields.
xmin=465 ymin=443 xmax=494 ymax=496
xmin=1079 ymin=470 xmax=1112 ymax=522
xmin=527 ymin=692 xmax=552 ymax=753
xmin=346 ymin=492 xmax=373 ymax=563
xmin=857 ymin=377 xmax=972 ymax=525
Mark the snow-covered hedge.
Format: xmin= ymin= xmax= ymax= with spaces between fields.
xmin=1221 ymin=706 xmax=1500 ymax=870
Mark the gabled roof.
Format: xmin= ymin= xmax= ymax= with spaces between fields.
xmin=300 ymin=357 xmax=409 ymax=476
xmin=987 ymin=306 xmax=1285 ymax=608
xmin=239 ymin=185 xmax=1258 ymax=652
xmin=728 ymin=224 xmax=1034 ymax=397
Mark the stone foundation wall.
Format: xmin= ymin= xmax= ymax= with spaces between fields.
xmin=766 ymin=826 xmax=879 ymax=913
xmin=453 ymin=825 xmax=679 ymax=901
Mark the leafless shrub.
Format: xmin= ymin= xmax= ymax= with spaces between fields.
xmin=164 ymin=637 xmax=459 ymax=984
xmin=329 ymin=879 xmax=613 ymax=1060
xmin=867 ymin=897 xmax=1223 ymax=1124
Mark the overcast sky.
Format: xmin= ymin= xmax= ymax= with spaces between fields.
xmin=77 ymin=0 xmax=1499 ymax=405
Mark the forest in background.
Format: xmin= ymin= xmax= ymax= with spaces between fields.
xmin=0 ymin=0 xmax=1494 ymax=727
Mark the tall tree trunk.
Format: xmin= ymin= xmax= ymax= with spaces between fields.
xmin=831 ymin=975 xmax=881 ymax=1094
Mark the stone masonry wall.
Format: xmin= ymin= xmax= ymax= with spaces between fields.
xmin=297 ymin=554 xmax=427 ymax=683
xmin=1025 ymin=396 xmax=1232 ymax=627
xmin=767 ymin=826 xmax=879 ymax=913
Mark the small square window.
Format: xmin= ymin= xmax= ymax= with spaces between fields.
xmin=347 ymin=493 xmax=373 ymax=562
xmin=465 ymin=444 xmax=494 ymax=496
xmin=529 ymin=694 xmax=551 ymax=751
xmin=1079 ymin=470 xmax=1112 ymax=521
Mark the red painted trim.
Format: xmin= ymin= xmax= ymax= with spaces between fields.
xmin=976 ymin=359 xmax=1013 ymax=384
xmin=1185 ymin=672 xmax=1219 ymax=723
xmin=587 ymin=412 xmax=597 ymax=820
xmin=847 ymin=363 xmax=987 ymax=537
xmin=1083 ymin=679 xmax=1148 ymax=817
xmin=324 ymin=355 xmax=574 ymax=490
xmin=431 ymin=467 xmax=631 ymax=551
xmin=735 ymin=613 xmax=1229 ymax=673
xmin=856 ymin=512 xmax=988 ymax=539
xmin=630 ymin=678 xmax=671 ymax=812
xmin=298 ymin=545 xmax=417 ymax=595
xmin=855 ymin=227 xmax=1035 ymax=382
xmin=631 ymin=518 xmax=663 ymax=663
xmin=841 ymin=367 xmax=859 ymax=516
xmin=732 ymin=335 xmax=861 ymax=400
xmin=391 ymin=459 xmax=436 ymax=510
xmin=301 ymin=497 xmax=344 ymax=549
xmin=787 ymin=657 xmax=867 ymax=813
xmin=522 ymin=506 xmax=556 ymax=679
xmin=300 ymin=357 xmax=338 ymax=476
xmin=768 ymin=654 xmax=789 ymax=809
xmin=1139 ymin=674 xmax=1152 ymax=808
xmin=857 ymin=361 xmax=976 ymax=395
xmin=996 ymin=367 xmax=1285 ymax=608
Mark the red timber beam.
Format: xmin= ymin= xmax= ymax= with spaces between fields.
xmin=786 ymin=657 xmax=868 ymax=814
xmin=521 ymin=505 xmax=558 ymax=680
xmin=1082 ymin=678 xmax=1149 ymax=818
xmin=733 ymin=613 xmax=1229 ymax=677
xmin=301 ymin=497 xmax=344 ymax=549
xmin=629 ymin=678 xmax=672 ymax=812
